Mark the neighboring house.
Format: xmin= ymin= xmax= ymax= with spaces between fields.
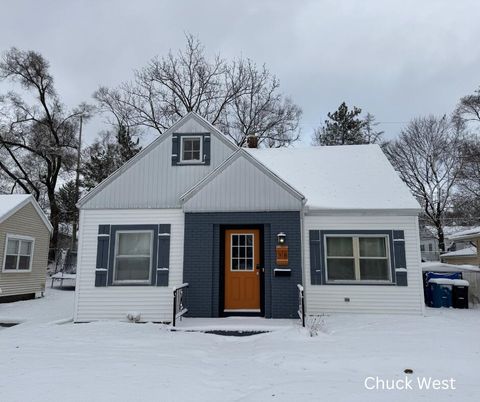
xmin=0 ymin=195 xmax=52 ymax=301
xmin=74 ymin=112 xmax=423 ymax=323
xmin=440 ymin=246 xmax=479 ymax=266
xmin=419 ymin=225 xmax=439 ymax=261
xmin=419 ymin=225 xmax=473 ymax=261
xmin=441 ymin=227 xmax=480 ymax=267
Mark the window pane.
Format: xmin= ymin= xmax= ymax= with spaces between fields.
xmin=118 ymin=232 xmax=151 ymax=255
xmin=327 ymin=258 xmax=355 ymax=280
xmin=4 ymin=255 xmax=17 ymax=270
xmin=326 ymin=237 xmax=353 ymax=256
xmin=359 ymin=237 xmax=386 ymax=257
xmin=360 ymin=259 xmax=389 ymax=280
xmin=246 ymin=259 xmax=253 ymax=270
xmin=232 ymin=259 xmax=239 ymax=270
xmin=7 ymin=239 xmax=19 ymax=254
xmin=20 ymin=240 xmax=32 ymax=256
xmin=18 ymin=256 xmax=30 ymax=270
xmin=191 ymin=151 xmax=200 ymax=160
xmin=115 ymin=257 xmax=150 ymax=281
xmin=184 ymin=140 xmax=193 ymax=151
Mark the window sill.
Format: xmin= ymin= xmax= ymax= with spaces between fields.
xmin=324 ymin=281 xmax=395 ymax=286
xmin=177 ymin=161 xmax=205 ymax=166
xmin=2 ymin=269 xmax=32 ymax=273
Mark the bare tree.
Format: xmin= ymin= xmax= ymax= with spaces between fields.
xmin=455 ymin=87 xmax=480 ymax=124
xmin=384 ymin=115 xmax=465 ymax=251
xmin=0 ymin=48 xmax=90 ymax=250
xmin=94 ymin=34 xmax=301 ymax=147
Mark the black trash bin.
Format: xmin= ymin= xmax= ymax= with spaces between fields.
xmin=452 ymin=279 xmax=469 ymax=309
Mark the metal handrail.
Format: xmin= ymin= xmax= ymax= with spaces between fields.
xmin=172 ymin=283 xmax=189 ymax=327
xmin=297 ymin=284 xmax=305 ymax=327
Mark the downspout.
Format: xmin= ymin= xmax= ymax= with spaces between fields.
xmin=300 ymin=198 xmax=308 ymax=317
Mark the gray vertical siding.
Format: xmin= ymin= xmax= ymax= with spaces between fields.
xmin=183 ymin=154 xmax=303 ymax=212
xmin=183 ymin=211 xmax=302 ymax=319
xmin=81 ymin=115 xmax=236 ymax=209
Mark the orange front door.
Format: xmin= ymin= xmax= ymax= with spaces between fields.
xmin=224 ymin=229 xmax=261 ymax=311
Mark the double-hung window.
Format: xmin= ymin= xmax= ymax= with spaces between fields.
xmin=325 ymin=235 xmax=391 ymax=283
xmin=113 ymin=230 xmax=153 ymax=284
xmin=180 ymin=136 xmax=202 ymax=163
xmin=3 ymin=235 xmax=34 ymax=272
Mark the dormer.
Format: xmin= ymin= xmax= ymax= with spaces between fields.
xmin=171 ymin=133 xmax=211 ymax=166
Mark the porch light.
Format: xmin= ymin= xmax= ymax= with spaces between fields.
xmin=277 ymin=232 xmax=286 ymax=245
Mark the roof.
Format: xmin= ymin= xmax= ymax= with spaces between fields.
xmin=247 ymin=144 xmax=420 ymax=211
xmin=422 ymin=261 xmax=480 ymax=273
xmin=448 ymin=226 xmax=480 ymax=241
xmin=180 ymin=149 xmax=305 ymax=205
xmin=441 ymin=246 xmax=477 ymax=258
xmin=0 ymin=194 xmax=53 ymax=233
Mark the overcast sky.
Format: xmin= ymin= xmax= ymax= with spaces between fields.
xmin=1 ymin=0 xmax=479 ymax=144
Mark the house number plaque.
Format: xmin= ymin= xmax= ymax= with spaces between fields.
xmin=276 ymin=245 xmax=289 ymax=266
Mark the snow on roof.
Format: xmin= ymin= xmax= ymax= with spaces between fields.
xmin=448 ymin=226 xmax=480 ymax=241
xmin=441 ymin=246 xmax=477 ymax=258
xmin=0 ymin=194 xmax=53 ymax=232
xmin=247 ymin=144 xmax=420 ymax=211
xmin=422 ymin=261 xmax=480 ymax=273
xmin=424 ymin=225 xmax=473 ymax=238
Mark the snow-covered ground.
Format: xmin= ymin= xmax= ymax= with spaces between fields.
xmin=0 ymin=288 xmax=479 ymax=401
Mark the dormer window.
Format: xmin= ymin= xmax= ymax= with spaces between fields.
xmin=172 ymin=133 xmax=210 ymax=166
xmin=181 ymin=136 xmax=202 ymax=163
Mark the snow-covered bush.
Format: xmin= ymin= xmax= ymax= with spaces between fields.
xmin=126 ymin=312 xmax=141 ymax=323
xmin=306 ymin=314 xmax=327 ymax=337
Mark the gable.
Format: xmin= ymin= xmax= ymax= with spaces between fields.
xmin=80 ymin=113 xmax=237 ymax=209
xmin=182 ymin=151 xmax=304 ymax=212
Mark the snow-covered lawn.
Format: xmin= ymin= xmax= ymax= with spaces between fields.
xmin=1 ymin=288 xmax=479 ymax=402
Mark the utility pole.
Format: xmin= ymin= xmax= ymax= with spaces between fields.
xmin=71 ymin=115 xmax=83 ymax=252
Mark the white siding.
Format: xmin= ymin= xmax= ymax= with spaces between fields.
xmin=184 ymin=154 xmax=303 ymax=212
xmin=74 ymin=209 xmax=185 ymax=322
xmin=81 ymin=116 xmax=235 ymax=209
xmin=303 ymin=213 xmax=424 ymax=314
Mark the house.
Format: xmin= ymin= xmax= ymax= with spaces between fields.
xmin=419 ymin=225 xmax=473 ymax=261
xmin=0 ymin=194 xmax=52 ymax=301
xmin=74 ymin=112 xmax=423 ymax=322
xmin=441 ymin=227 xmax=480 ymax=266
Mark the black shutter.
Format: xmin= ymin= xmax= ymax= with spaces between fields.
xmin=95 ymin=225 xmax=110 ymax=287
xmin=203 ymin=135 xmax=211 ymax=165
xmin=156 ymin=224 xmax=171 ymax=286
xmin=171 ymin=135 xmax=180 ymax=165
xmin=309 ymin=230 xmax=323 ymax=285
xmin=393 ymin=230 xmax=408 ymax=286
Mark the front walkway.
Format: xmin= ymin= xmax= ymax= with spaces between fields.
xmin=174 ymin=317 xmax=299 ymax=332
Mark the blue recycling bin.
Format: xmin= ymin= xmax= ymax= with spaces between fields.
xmin=424 ymin=272 xmax=461 ymax=307
xmin=428 ymin=279 xmax=454 ymax=308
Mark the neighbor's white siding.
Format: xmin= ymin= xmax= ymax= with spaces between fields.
xmin=184 ymin=154 xmax=303 ymax=212
xmin=303 ymin=213 xmax=424 ymax=314
xmin=74 ymin=209 xmax=184 ymax=322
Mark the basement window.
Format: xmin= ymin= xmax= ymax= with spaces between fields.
xmin=3 ymin=235 xmax=34 ymax=272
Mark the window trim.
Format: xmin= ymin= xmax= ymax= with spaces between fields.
xmin=179 ymin=135 xmax=203 ymax=164
xmin=324 ymin=234 xmax=392 ymax=284
xmin=2 ymin=234 xmax=35 ymax=273
xmin=112 ymin=230 xmax=154 ymax=285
